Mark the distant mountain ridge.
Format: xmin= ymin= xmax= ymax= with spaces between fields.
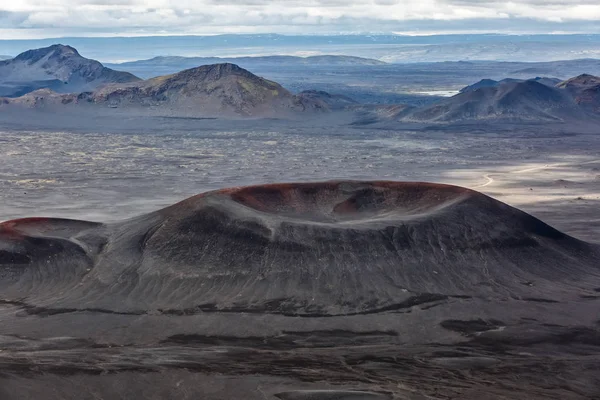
xmin=113 ymin=55 xmax=386 ymax=67
xmin=2 ymin=62 xmax=329 ymax=117
xmin=350 ymin=74 xmax=600 ymax=124
xmin=0 ymin=44 xmax=140 ymax=97
xmin=3 ymin=44 xmax=600 ymax=123
xmin=105 ymin=55 xmax=387 ymax=79
xmin=459 ymin=77 xmax=562 ymax=93
xmin=2 ymin=34 xmax=600 ymax=64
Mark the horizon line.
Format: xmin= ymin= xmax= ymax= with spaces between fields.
xmin=2 ymin=32 xmax=600 ymax=41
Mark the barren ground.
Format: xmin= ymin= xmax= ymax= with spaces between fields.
xmin=0 ymin=113 xmax=599 ymax=400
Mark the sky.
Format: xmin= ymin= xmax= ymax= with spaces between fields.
xmin=1 ymin=0 xmax=600 ymax=39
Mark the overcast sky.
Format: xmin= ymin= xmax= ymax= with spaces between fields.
xmin=1 ymin=0 xmax=600 ymax=39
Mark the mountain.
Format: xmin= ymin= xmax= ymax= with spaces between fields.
xmin=557 ymin=74 xmax=600 ymax=113
xmin=460 ymin=77 xmax=562 ymax=93
xmin=296 ymin=90 xmax=358 ymax=110
xmin=0 ymin=44 xmax=140 ymax=98
xmin=558 ymin=73 xmax=600 ymax=89
xmin=406 ymin=79 xmax=585 ymax=123
xmin=0 ymin=55 xmax=10 ymax=60
xmin=91 ymin=63 xmax=326 ymax=116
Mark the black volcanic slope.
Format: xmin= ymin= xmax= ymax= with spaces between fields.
xmin=1 ymin=181 xmax=600 ymax=399
xmin=2 ymin=180 xmax=598 ymax=315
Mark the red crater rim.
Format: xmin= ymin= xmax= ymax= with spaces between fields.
xmin=209 ymin=181 xmax=477 ymax=222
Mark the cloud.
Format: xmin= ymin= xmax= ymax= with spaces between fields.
xmin=0 ymin=0 xmax=599 ymax=38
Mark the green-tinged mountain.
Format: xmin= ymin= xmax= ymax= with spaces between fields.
xmin=0 ymin=44 xmax=140 ymax=97
xmin=91 ymin=63 xmax=326 ymax=116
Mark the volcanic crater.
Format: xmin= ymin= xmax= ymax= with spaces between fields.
xmin=219 ymin=181 xmax=470 ymax=223
xmin=1 ymin=181 xmax=600 ymax=399
xmin=1 ymin=181 xmax=598 ymax=318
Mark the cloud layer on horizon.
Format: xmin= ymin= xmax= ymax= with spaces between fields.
xmin=1 ymin=0 xmax=600 ymax=38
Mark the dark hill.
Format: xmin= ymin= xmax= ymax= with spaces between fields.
xmin=1 ymin=181 xmax=598 ymax=315
xmin=406 ymin=80 xmax=584 ymax=122
xmin=0 ymin=44 xmax=140 ymax=97
xmin=460 ymin=77 xmax=561 ymax=93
